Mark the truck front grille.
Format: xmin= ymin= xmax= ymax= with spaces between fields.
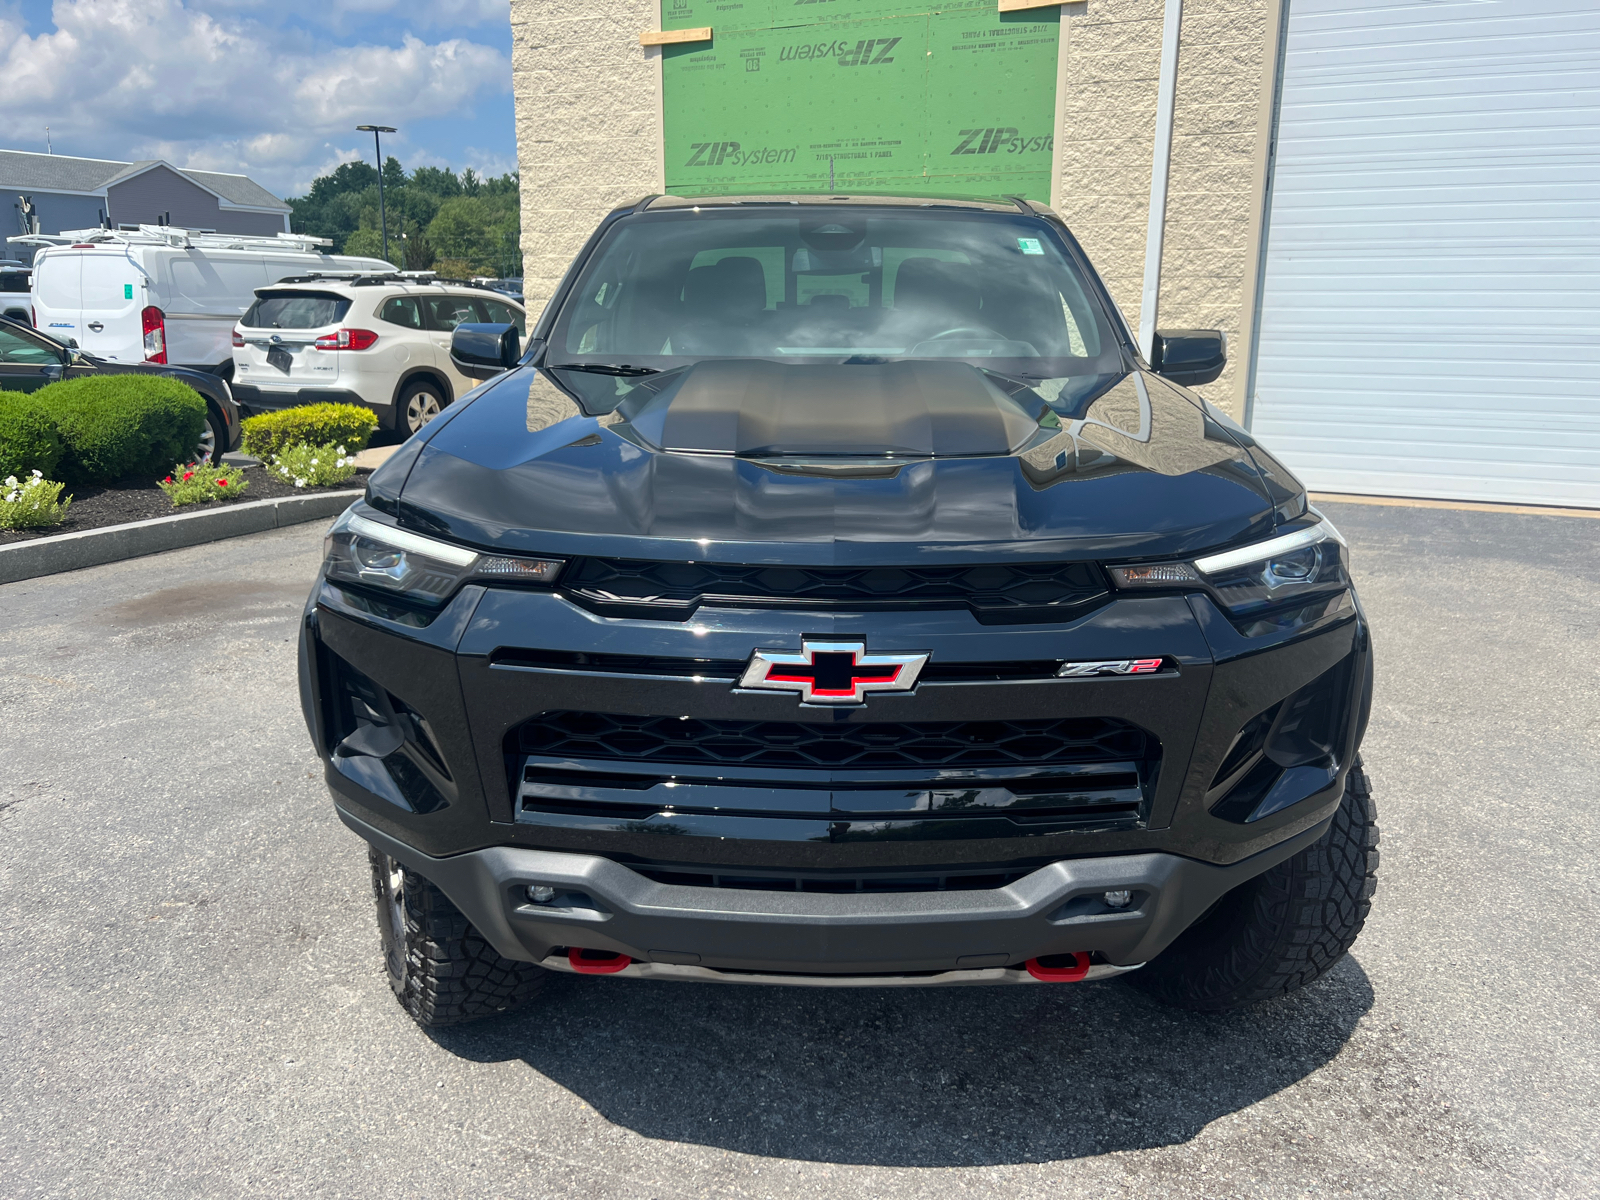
xmin=512 ymin=712 xmax=1150 ymax=771
xmin=558 ymin=557 xmax=1109 ymax=623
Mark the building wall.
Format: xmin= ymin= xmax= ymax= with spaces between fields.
xmin=106 ymin=165 xmax=288 ymax=238
xmin=1058 ymin=0 xmax=1268 ymax=417
xmin=508 ymin=0 xmax=1272 ymax=412
xmin=6 ymin=192 xmax=107 ymax=262
xmin=511 ymin=0 xmax=661 ymax=320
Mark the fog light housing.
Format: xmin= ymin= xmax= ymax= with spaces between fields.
xmin=527 ymin=884 xmax=556 ymax=904
xmin=1103 ymin=889 xmax=1132 ymax=909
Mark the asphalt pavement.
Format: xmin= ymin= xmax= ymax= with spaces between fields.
xmin=1 ymin=500 xmax=1596 ymax=1198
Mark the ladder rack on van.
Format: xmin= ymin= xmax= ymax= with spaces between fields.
xmin=7 ymin=226 xmax=335 ymax=253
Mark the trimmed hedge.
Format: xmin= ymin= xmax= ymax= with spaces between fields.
xmin=33 ymin=375 xmax=207 ymax=484
xmin=0 ymin=390 xmax=65 ymax=480
xmin=241 ymin=404 xmax=377 ymax=458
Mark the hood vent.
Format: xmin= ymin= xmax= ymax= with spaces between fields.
xmin=615 ymin=359 xmax=1046 ymax=458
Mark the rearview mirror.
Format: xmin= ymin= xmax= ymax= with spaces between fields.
xmin=450 ymin=322 xmax=520 ymax=380
xmin=1151 ymin=329 xmax=1226 ymax=387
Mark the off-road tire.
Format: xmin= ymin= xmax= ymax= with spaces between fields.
xmin=1130 ymin=760 xmax=1379 ymax=1011
xmin=368 ymin=845 xmax=548 ymax=1027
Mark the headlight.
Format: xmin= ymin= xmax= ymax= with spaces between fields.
xmin=1109 ymin=517 xmax=1350 ymax=619
xmin=324 ymin=511 xmax=563 ymax=605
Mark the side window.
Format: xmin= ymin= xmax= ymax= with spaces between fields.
xmin=480 ymin=298 xmax=525 ymax=334
xmin=423 ymin=296 xmax=479 ymax=332
xmin=380 ymin=296 xmax=423 ymax=329
xmin=0 ymin=327 xmax=58 ymax=365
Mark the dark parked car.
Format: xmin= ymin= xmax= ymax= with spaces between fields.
xmin=0 ymin=314 xmax=242 ymax=463
xmin=300 ymin=195 xmax=1377 ymax=1026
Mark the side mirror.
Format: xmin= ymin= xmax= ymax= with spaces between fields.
xmin=1151 ymin=329 xmax=1226 ymax=387
xmin=450 ymin=322 xmax=520 ymax=380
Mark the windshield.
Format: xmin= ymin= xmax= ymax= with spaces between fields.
xmin=243 ymin=292 xmax=351 ymax=330
xmin=548 ymin=208 xmax=1124 ymax=396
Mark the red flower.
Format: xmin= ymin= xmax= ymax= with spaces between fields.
xmin=163 ymin=476 xmax=173 ymax=483
xmin=216 ymin=478 xmax=228 ymax=487
xmin=182 ymin=471 xmax=194 ymax=482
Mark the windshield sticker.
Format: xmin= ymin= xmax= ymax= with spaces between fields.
xmin=1017 ymin=238 xmax=1044 ymax=255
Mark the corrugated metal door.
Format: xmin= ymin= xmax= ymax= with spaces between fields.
xmin=1250 ymin=0 xmax=1600 ymax=507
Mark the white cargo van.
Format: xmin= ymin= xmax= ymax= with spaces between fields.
xmin=15 ymin=226 xmax=391 ymax=375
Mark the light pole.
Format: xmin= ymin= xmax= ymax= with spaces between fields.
xmin=356 ymin=125 xmax=398 ymax=266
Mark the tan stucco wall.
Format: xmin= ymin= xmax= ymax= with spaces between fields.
xmin=1058 ymin=0 xmax=1269 ymax=416
xmin=511 ymin=0 xmax=662 ymax=320
xmin=511 ymin=0 xmax=1270 ymax=413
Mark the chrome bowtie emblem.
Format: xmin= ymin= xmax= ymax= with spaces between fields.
xmin=1056 ymin=658 xmax=1164 ymax=677
xmin=739 ymin=639 xmax=929 ymax=706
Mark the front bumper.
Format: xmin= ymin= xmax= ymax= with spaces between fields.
xmin=302 ymin=538 xmax=1371 ymax=978
xmin=345 ymin=803 xmax=1333 ymax=974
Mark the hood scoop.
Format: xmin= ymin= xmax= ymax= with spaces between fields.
xmin=614 ymin=359 xmax=1046 ymax=459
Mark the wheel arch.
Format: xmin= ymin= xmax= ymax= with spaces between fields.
xmin=391 ymin=366 xmax=454 ymax=408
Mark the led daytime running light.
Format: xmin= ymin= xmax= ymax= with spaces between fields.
xmin=1192 ymin=518 xmax=1342 ymax=577
xmin=345 ymin=513 xmax=477 ymax=566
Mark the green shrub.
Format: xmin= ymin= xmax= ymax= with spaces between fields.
xmin=0 ymin=391 xmax=65 ymax=480
xmin=270 ymin=442 xmax=359 ymax=489
xmin=0 ymin=470 xmax=73 ymax=529
xmin=158 ymin=462 xmax=250 ymax=507
xmin=241 ymin=404 xmax=377 ymax=458
xmin=34 ymin=375 xmax=206 ymax=484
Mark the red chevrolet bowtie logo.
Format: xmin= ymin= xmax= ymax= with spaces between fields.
xmin=738 ymin=639 xmax=930 ymax=706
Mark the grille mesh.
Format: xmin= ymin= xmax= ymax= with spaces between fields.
xmin=514 ymin=712 xmax=1151 ymax=771
xmin=561 ymin=558 xmax=1108 ymax=622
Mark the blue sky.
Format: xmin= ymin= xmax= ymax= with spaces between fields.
xmin=2 ymin=0 xmax=516 ymax=199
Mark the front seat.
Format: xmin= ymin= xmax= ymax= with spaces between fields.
xmin=671 ymin=256 xmax=768 ymax=354
xmin=890 ymin=258 xmax=987 ymax=336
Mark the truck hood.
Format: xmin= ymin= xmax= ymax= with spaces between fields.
xmin=383 ymin=361 xmax=1286 ymax=565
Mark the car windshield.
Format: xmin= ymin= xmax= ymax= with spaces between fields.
xmin=547 ymin=206 xmax=1126 ymax=405
xmin=243 ymin=292 xmax=351 ymax=329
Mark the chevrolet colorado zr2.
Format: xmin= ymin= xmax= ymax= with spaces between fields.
xmin=297 ymin=194 xmax=1378 ymax=1026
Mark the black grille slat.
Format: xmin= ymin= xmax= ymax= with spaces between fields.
xmin=514 ymin=712 xmax=1152 ymax=771
xmin=560 ymin=558 xmax=1108 ymax=623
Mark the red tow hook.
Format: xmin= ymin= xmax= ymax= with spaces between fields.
xmin=568 ymin=947 xmax=632 ymax=975
xmin=1024 ymin=952 xmax=1092 ymax=982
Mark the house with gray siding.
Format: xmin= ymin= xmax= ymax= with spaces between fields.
xmin=3 ymin=150 xmax=290 ymax=263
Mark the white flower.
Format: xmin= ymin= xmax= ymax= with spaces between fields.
xmin=4 ymin=476 xmax=15 ymax=488
xmin=337 ymin=445 xmax=346 ymax=455
xmin=5 ymin=492 xmax=16 ymax=503
xmin=280 ymin=466 xmax=289 ymax=476
xmin=310 ymin=458 xmax=318 ymax=466
xmin=295 ymin=479 xmax=306 ymax=488
xmin=31 ymin=469 xmax=42 ymax=478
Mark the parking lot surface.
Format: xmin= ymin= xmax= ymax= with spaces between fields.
xmin=2 ymin=501 xmax=1596 ymax=1199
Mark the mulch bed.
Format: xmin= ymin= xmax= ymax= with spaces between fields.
xmin=0 ymin=466 xmax=368 ymax=545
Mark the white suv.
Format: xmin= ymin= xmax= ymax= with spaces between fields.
xmin=231 ymin=275 xmax=526 ymax=434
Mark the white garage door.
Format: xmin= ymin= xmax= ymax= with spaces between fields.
xmin=1250 ymin=0 xmax=1600 ymax=508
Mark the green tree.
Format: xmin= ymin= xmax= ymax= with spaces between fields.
xmin=288 ymin=159 xmax=520 ymax=275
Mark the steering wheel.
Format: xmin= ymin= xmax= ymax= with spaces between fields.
xmin=925 ymin=325 xmax=1003 ymax=342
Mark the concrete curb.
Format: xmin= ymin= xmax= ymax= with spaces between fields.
xmin=0 ymin=489 xmax=363 ymax=585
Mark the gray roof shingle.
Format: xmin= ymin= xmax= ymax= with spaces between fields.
xmin=0 ymin=149 xmax=288 ymax=211
xmin=180 ymin=169 xmax=289 ymax=212
xmin=0 ymin=150 xmax=127 ymax=193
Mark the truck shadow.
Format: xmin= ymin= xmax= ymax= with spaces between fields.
xmin=431 ymin=956 xmax=1373 ymax=1166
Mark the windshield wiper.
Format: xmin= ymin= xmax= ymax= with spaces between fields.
xmin=549 ymin=362 xmax=660 ymax=377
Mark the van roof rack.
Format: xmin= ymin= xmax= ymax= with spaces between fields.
xmin=7 ymin=226 xmax=337 ymax=253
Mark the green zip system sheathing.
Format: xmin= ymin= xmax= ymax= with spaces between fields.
xmin=661 ymin=1 xmax=1061 ymax=202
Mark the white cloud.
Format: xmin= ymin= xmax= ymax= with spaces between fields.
xmin=1 ymin=0 xmax=510 ymax=195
